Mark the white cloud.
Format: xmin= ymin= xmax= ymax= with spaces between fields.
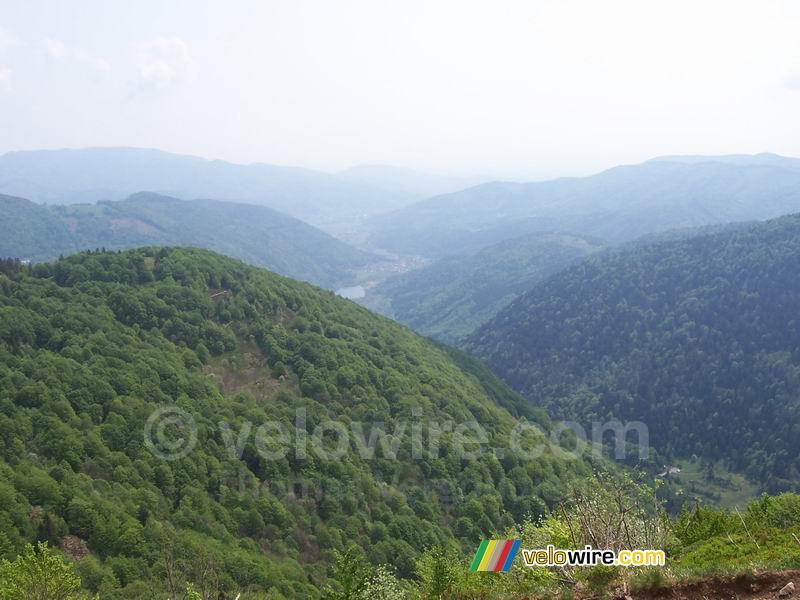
xmin=134 ymin=37 xmax=193 ymax=91
xmin=786 ymin=66 xmax=800 ymax=91
xmin=0 ymin=25 xmax=14 ymax=91
xmin=0 ymin=25 xmax=15 ymax=54
xmin=44 ymin=38 xmax=66 ymax=60
xmin=44 ymin=37 xmax=110 ymax=72
xmin=0 ymin=65 xmax=11 ymax=90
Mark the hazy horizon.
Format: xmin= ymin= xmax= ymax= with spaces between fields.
xmin=2 ymin=145 xmax=799 ymax=185
xmin=2 ymin=0 xmax=800 ymax=180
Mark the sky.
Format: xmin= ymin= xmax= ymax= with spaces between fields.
xmin=1 ymin=0 xmax=800 ymax=180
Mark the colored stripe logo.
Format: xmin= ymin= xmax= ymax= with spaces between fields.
xmin=469 ymin=540 xmax=521 ymax=571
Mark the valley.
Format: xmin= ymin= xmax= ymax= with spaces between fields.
xmin=3 ymin=150 xmax=800 ymax=598
xmin=3 ymin=4 xmax=800 ymax=593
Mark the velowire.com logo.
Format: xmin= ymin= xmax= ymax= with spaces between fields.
xmin=469 ymin=540 xmax=522 ymax=572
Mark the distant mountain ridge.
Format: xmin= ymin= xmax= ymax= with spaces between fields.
xmin=338 ymin=164 xmax=489 ymax=197
xmin=648 ymin=152 xmax=800 ymax=170
xmin=0 ymin=147 xmax=420 ymax=230
xmin=366 ymin=154 xmax=800 ymax=257
xmin=0 ymin=192 xmax=378 ymax=288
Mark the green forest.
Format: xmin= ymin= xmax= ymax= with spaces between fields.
xmin=0 ymin=247 xmax=593 ymax=598
xmin=369 ymin=233 xmax=605 ymax=344
xmin=2 ymin=245 xmax=800 ymax=598
xmin=3 ymin=4 xmax=800 ymax=597
xmin=469 ymin=213 xmax=800 ymax=493
xmin=0 ymin=193 xmax=377 ymax=289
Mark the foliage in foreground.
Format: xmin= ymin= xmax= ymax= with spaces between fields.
xmin=324 ymin=477 xmax=800 ymax=599
xmin=4 ymin=474 xmax=800 ymax=599
xmin=0 ymin=542 xmax=86 ymax=600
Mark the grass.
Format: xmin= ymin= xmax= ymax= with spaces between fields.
xmin=663 ymin=457 xmax=761 ymax=510
xmin=668 ymin=527 xmax=800 ymax=581
xmin=628 ymin=566 xmax=669 ymax=592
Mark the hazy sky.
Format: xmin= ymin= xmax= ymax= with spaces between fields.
xmin=1 ymin=0 xmax=799 ymax=179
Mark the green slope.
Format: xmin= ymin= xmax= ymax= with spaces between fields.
xmin=0 ymin=195 xmax=76 ymax=260
xmin=367 ymin=232 xmax=605 ymax=343
xmin=0 ymin=247 xmax=589 ymax=598
xmin=468 ymin=213 xmax=800 ymax=492
xmin=0 ymin=192 xmax=378 ymax=289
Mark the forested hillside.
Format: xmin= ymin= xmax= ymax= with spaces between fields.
xmin=469 ymin=213 xmax=800 ymax=492
xmin=0 ymin=247 xmax=590 ymax=598
xmin=0 ymin=193 xmax=378 ymax=289
xmin=367 ymin=232 xmax=605 ymax=343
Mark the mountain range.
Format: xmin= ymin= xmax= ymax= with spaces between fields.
xmin=337 ymin=164 xmax=488 ymax=198
xmin=0 ymin=148 xmax=420 ymax=230
xmin=0 ymin=192 xmax=378 ymax=289
xmin=366 ymin=153 xmax=800 ymax=257
xmin=4 ymin=148 xmax=800 ymax=596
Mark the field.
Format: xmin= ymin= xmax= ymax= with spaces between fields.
xmin=663 ymin=457 xmax=761 ymax=510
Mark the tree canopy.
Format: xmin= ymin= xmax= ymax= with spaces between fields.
xmin=469 ymin=213 xmax=800 ymax=492
xmin=0 ymin=246 xmax=590 ymax=598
